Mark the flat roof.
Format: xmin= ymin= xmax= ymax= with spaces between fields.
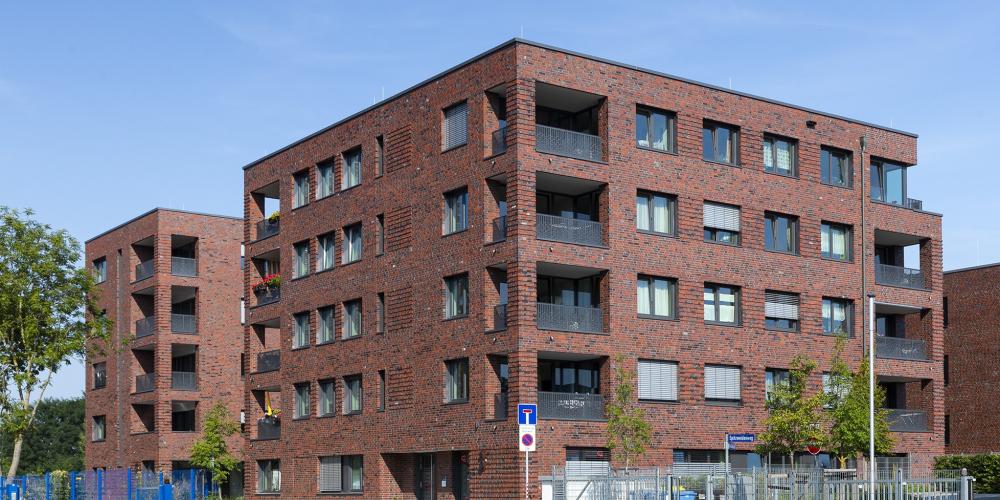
xmin=85 ymin=208 xmax=242 ymax=243
xmin=944 ymin=262 xmax=1000 ymax=275
xmin=243 ymin=38 xmax=918 ymax=172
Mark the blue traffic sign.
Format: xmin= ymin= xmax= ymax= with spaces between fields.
xmin=517 ymin=404 xmax=538 ymax=425
xmin=727 ymin=433 xmax=755 ymax=443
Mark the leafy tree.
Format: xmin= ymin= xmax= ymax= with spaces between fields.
xmin=190 ymin=403 xmax=241 ymax=500
xmin=605 ymin=356 xmax=652 ymax=472
xmin=0 ymin=397 xmax=85 ymax=473
xmin=0 ymin=207 xmax=112 ymax=480
xmin=755 ymin=356 xmax=826 ymax=466
xmin=826 ymin=339 xmax=894 ymax=468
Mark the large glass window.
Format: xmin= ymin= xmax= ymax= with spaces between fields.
xmin=294 ymin=382 xmax=310 ymax=419
xmin=537 ymin=275 xmax=598 ymax=307
xmin=292 ymin=311 xmax=310 ymax=348
xmin=318 ymin=456 xmax=364 ymax=493
xmin=765 ymin=368 xmax=790 ymax=404
xmin=317 ymin=161 xmax=334 ymax=199
xmin=92 ymin=415 xmax=106 ymax=441
xmin=636 ymin=106 xmax=676 ymax=152
xmin=342 ymin=148 xmax=362 ymax=190
xmin=343 ymin=375 xmax=362 ymax=414
xmin=293 ymin=171 xmax=310 ymax=208
xmin=443 ymin=188 xmax=469 ymax=235
xmin=445 ymin=274 xmax=469 ymax=319
xmin=317 ymin=306 xmax=334 ymax=344
xmin=317 ymin=233 xmax=335 ymax=271
xmin=871 ymin=159 xmax=906 ymax=205
xmin=342 ymin=223 xmax=362 ymax=264
xmin=93 ymin=362 xmax=107 ymax=389
xmin=636 ymin=191 xmax=676 ymax=235
xmin=538 ymin=359 xmax=601 ymax=394
xmin=821 ymin=222 xmax=852 ymax=261
xmin=764 ymin=212 xmax=798 ymax=254
xmin=763 ymin=135 xmax=797 ymax=176
xmin=822 ymin=298 xmax=853 ymax=335
xmin=704 ymin=284 xmax=739 ymax=325
xmin=257 ymin=460 xmax=280 ymax=494
xmin=821 ymin=147 xmax=852 ymax=187
xmin=93 ymin=257 xmax=107 ymax=283
xmin=702 ymin=121 xmax=739 ymax=164
xmin=293 ymin=241 xmax=310 ymax=278
xmin=342 ymin=300 xmax=361 ymax=339
xmin=445 ymin=358 xmax=469 ymax=403
xmin=637 ymin=275 xmax=676 ymax=318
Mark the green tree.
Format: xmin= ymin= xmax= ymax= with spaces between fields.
xmin=0 ymin=397 xmax=85 ymax=473
xmin=826 ymin=340 xmax=894 ymax=468
xmin=605 ymin=356 xmax=652 ymax=472
xmin=755 ymin=356 xmax=826 ymax=466
xmin=0 ymin=207 xmax=112 ymax=480
xmin=190 ymin=403 xmax=241 ymax=500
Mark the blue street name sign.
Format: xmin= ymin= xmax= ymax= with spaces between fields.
xmin=727 ymin=433 xmax=755 ymax=443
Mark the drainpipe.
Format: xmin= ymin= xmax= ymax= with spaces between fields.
xmin=859 ymin=135 xmax=869 ymax=355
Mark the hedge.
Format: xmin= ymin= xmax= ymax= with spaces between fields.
xmin=935 ymin=454 xmax=1000 ymax=493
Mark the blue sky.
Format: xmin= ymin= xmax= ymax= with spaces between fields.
xmin=2 ymin=1 xmax=998 ymax=399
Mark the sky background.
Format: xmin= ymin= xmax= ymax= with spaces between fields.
xmin=2 ymin=1 xmax=998 ymax=399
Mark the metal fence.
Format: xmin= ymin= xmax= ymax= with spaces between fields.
xmin=170 ymin=257 xmax=197 ymax=277
xmin=0 ymin=468 xmax=217 ymax=500
xmin=135 ymin=260 xmax=155 ymax=282
xmin=886 ymin=408 xmax=930 ymax=432
xmin=170 ymin=313 xmax=196 ymax=334
xmin=256 ymin=349 xmax=280 ymax=373
xmin=135 ymin=316 xmax=156 ymax=338
xmin=875 ymin=263 xmax=926 ymax=289
xmin=537 ymin=391 xmax=606 ymax=421
xmin=537 ymin=302 xmax=604 ymax=333
xmin=256 ymin=219 xmax=280 ymax=240
xmin=254 ymin=286 xmax=280 ymax=306
xmin=171 ymin=371 xmax=198 ymax=391
xmin=876 ymin=336 xmax=927 ymax=361
xmin=135 ymin=373 xmax=156 ymax=393
xmin=536 ymin=213 xmax=603 ymax=247
xmin=536 ymin=124 xmax=602 ymax=162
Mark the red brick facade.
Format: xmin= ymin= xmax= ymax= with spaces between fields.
xmin=943 ymin=263 xmax=1000 ymax=454
xmin=241 ymin=40 xmax=944 ymax=498
xmin=84 ymin=209 xmax=244 ymax=478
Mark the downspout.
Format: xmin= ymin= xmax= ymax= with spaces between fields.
xmin=859 ymin=134 xmax=868 ymax=356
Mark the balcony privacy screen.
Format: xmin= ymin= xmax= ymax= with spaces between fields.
xmin=442 ymin=101 xmax=468 ymax=150
xmin=764 ymin=291 xmax=799 ymax=320
xmin=704 ymin=365 xmax=741 ymax=400
xmin=637 ymin=360 xmax=678 ymax=401
xmin=703 ymin=202 xmax=740 ymax=231
xmin=318 ymin=456 xmax=342 ymax=493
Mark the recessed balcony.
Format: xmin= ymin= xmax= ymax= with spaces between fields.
xmin=536 ymin=263 xmax=604 ymax=334
xmin=256 ymin=349 xmax=280 ymax=373
xmin=535 ymin=172 xmax=605 ymax=247
xmin=537 ymin=354 xmax=605 ymax=421
xmin=135 ymin=373 xmax=156 ymax=394
xmin=534 ymin=82 xmax=604 ymax=162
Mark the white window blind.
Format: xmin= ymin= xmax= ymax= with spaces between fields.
xmin=703 ymin=203 xmax=740 ymax=231
xmin=764 ymin=291 xmax=799 ymax=320
xmin=705 ymin=365 xmax=741 ymax=401
xmin=638 ymin=360 xmax=678 ymax=401
xmin=318 ymin=456 xmax=342 ymax=493
xmin=443 ymin=102 xmax=468 ymax=150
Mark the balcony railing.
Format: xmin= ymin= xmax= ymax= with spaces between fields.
xmin=538 ymin=391 xmax=605 ymax=421
xmin=493 ymin=393 xmax=509 ymax=420
xmin=493 ymin=304 xmax=508 ymax=331
xmin=171 ymin=257 xmax=197 ymax=277
xmin=171 ymin=371 xmax=198 ymax=391
xmin=536 ymin=213 xmax=603 ymax=247
xmin=135 ymin=316 xmax=156 ymax=338
xmin=537 ymin=302 xmax=603 ymax=333
xmin=256 ymin=219 xmax=280 ymax=240
xmin=171 ymin=313 xmax=196 ymax=334
xmin=535 ymin=124 xmax=602 ymax=162
xmin=492 ymin=215 xmax=508 ymax=243
xmin=254 ymin=286 xmax=280 ymax=306
xmin=876 ymin=336 xmax=928 ymax=361
xmin=492 ymin=127 xmax=507 ymax=155
xmin=135 ymin=373 xmax=156 ymax=394
xmin=256 ymin=349 xmax=280 ymax=373
xmin=905 ymin=198 xmax=923 ymax=210
xmin=886 ymin=408 xmax=929 ymax=432
xmin=875 ymin=263 xmax=926 ymax=290
xmin=135 ymin=260 xmax=155 ymax=282
xmin=257 ymin=417 xmax=280 ymax=440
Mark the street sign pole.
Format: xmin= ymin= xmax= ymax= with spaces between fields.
xmin=525 ymin=450 xmax=529 ymax=500
xmin=724 ymin=433 xmax=730 ymax=495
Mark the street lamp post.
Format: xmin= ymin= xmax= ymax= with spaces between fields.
xmin=867 ymin=292 xmax=876 ymax=497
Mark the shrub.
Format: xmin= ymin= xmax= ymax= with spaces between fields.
xmin=935 ymin=454 xmax=1000 ymax=493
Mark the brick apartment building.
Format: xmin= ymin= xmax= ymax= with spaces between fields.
xmin=84 ymin=208 xmax=244 ymax=492
xmin=241 ymin=39 xmax=944 ymax=498
xmin=943 ymin=263 xmax=1000 ymax=454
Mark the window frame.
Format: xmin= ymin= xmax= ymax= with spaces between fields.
xmin=702 ymin=120 xmax=740 ymax=165
xmin=444 ymin=358 xmax=470 ymax=404
xmin=762 ymin=134 xmax=798 ymax=177
xmin=316 ymin=160 xmax=335 ymax=199
xmin=870 ymin=158 xmax=908 ymax=205
xmin=93 ymin=362 xmax=107 ymax=389
xmin=93 ymin=257 xmax=107 ymax=283
xmin=763 ymin=290 xmax=800 ymax=332
xmin=257 ymin=459 xmax=281 ymax=494
xmin=443 ymin=187 xmax=470 ymax=235
xmin=376 ymin=292 xmax=385 ymax=334
xmin=342 ymin=299 xmax=362 ymax=339
xmin=293 ymin=382 xmax=311 ymax=419
xmin=703 ymin=202 xmax=741 ymax=246
xmin=444 ymin=274 xmax=470 ymax=319
xmin=636 ymin=274 xmax=678 ymax=320
xmin=442 ymin=101 xmax=469 ymax=151
xmin=375 ymin=135 xmax=385 ymax=177
xmin=292 ymin=240 xmax=310 ymax=278
xmin=764 ymin=368 xmax=791 ymax=404
xmin=316 ymin=232 xmax=336 ymax=271
xmin=375 ymin=214 xmax=385 ymax=256
xmin=292 ymin=170 xmax=310 ymax=209
xmin=378 ymin=370 xmax=386 ymax=411
xmin=318 ymin=379 xmax=336 ymax=417
xmin=635 ymin=106 xmax=677 ymax=153
xmin=343 ymin=375 xmax=363 ymax=415
xmin=764 ymin=211 xmax=799 ymax=255
xmin=342 ymin=223 xmax=362 ymax=264
xmin=292 ymin=311 xmax=311 ymax=349
xmin=703 ymin=283 xmax=741 ymax=326
xmin=637 ymin=359 xmax=679 ymax=402
xmin=636 ymin=190 xmax=677 ymax=236
xmin=317 ymin=306 xmax=334 ymax=344
xmin=822 ymin=297 xmax=854 ymax=336
xmin=821 ymin=146 xmax=853 ymax=188
xmin=92 ymin=415 xmax=106 ymax=442
xmin=820 ymin=222 xmax=853 ymax=262
xmin=704 ymin=364 xmax=742 ymax=404
xmin=341 ymin=148 xmax=362 ymax=191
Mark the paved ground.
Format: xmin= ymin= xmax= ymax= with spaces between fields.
xmin=976 ymin=494 xmax=1000 ymax=499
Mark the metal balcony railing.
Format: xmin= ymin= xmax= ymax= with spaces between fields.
xmin=256 ymin=349 xmax=280 ymax=373
xmin=905 ymin=198 xmax=923 ymax=210
xmin=493 ymin=303 xmax=508 ymax=331
xmin=538 ymin=391 xmax=605 ymax=421
xmin=254 ymin=286 xmax=280 ymax=306
xmin=257 ymin=417 xmax=280 ymax=440
xmin=492 ymin=127 xmax=507 ymax=155
xmin=135 ymin=260 xmax=155 ymax=282
xmin=535 ymin=124 xmax=602 ymax=162
xmin=171 ymin=257 xmax=197 ymax=277
xmin=493 ymin=393 xmax=509 ymax=420
xmin=135 ymin=316 xmax=156 ymax=338
xmin=171 ymin=313 xmax=196 ymax=334
xmin=256 ymin=219 xmax=280 ymax=240
xmin=171 ymin=371 xmax=198 ymax=391
xmin=492 ymin=215 xmax=507 ymax=243
xmin=536 ymin=213 xmax=603 ymax=246
xmin=135 ymin=373 xmax=156 ymax=393
xmin=886 ymin=408 xmax=929 ymax=432
xmin=876 ymin=336 xmax=928 ymax=361
xmin=536 ymin=302 xmax=603 ymax=333
xmin=875 ymin=263 xmax=926 ymax=290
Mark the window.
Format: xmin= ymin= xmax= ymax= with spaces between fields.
xmin=538 ymin=359 xmax=601 ymax=394
xmin=944 ymin=415 xmax=950 ymax=445
xmin=636 ymin=106 xmax=676 ymax=152
xmin=343 ymin=375 xmax=362 ymax=414
xmin=342 ymin=300 xmax=361 ymax=339
xmin=944 ymin=355 xmax=949 ymax=386
xmin=293 ymin=241 xmax=310 ymax=278
xmin=870 ymin=159 xmax=906 ymax=205
xmin=342 ymin=148 xmax=362 ymax=190
xmin=319 ymin=455 xmax=364 ymax=493
xmin=444 ymin=274 xmax=469 ymax=319
xmin=342 ymin=223 xmax=362 ymax=264
xmin=375 ymin=214 xmax=385 ymax=255
xmin=705 ymin=365 xmax=741 ymax=403
xmin=257 ymin=459 xmax=280 ymax=494
xmin=637 ymin=275 xmax=677 ymax=319
xmin=93 ymin=362 xmax=107 ymax=389
xmin=92 ymin=415 xmax=106 ymax=441
xmin=822 ymin=298 xmax=853 ymax=335
xmin=636 ymin=191 xmax=676 ymax=235
xmin=376 ymin=293 xmax=385 ymax=334
xmin=637 ymin=360 xmax=678 ymax=401
xmin=443 ymin=188 xmax=469 ymax=234
xmin=317 ymin=233 xmax=335 ymax=271
xmin=293 ymin=171 xmax=310 ymax=208
xmin=702 ymin=121 xmax=739 ymax=164
xmin=943 ymin=297 xmax=949 ymax=328
xmin=294 ymin=382 xmax=310 ymax=419
xmin=763 ymin=135 xmax=797 ymax=176
xmin=292 ymin=311 xmax=310 ymax=348
xmin=445 ymin=358 xmax=469 ymax=403
xmin=821 ymin=147 xmax=852 ymax=188
xmin=318 ymin=379 xmax=336 ymax=416
xmin=317 ymin=161 xmax=334 ymax=199
xmin=171 ymin=401 xmax=196 ymax=431
xmin=93 ymin=257 xmax=107 ymax=283
xmin=703 ymin=202 xmax=740 ymax=245
xmin=378 ymin=370 xmax=386 ymax=411
xmin=317 ymin=306 xmax=334 ymax=344
xmin=765 ymin=368 xmax=790 ymax=404
xmin=704 ymin=284 xmax=740 ymax=325
xmin=764 ymin=291 xmax=799 ymax=332
xmin=764 ymin=212 xmax=798 ymax=254
xmin=821 ymin=222 xmax=852 ymax=261
xmin=376 ymin=135 xmax=385 ymax=177
xmin=442 ymin=101 xmax=469 ymax=150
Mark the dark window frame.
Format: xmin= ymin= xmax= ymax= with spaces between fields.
xmin=704 ymin=283 xmax=741 ymax=326
xmin=637 ymin=274 xmax=678 ymax=320
xmin=762 ymin=134 xmax=799 ymax=177
xmin=820 ymin=222 xmax=853 ymax=262
xmin=635 ymin=105 xmax=678 ymax=153
xmin=822 ymin=297 xmax=854 ymax=336
xmin=702 ymin=120 xmax=741 ymax=165
xmin=444 ymin=358 xmax=470 ymax=404
xmin=821 ymin=146 xmax=853 ymax=188
xmin=636 ymin=190 xmax=678 ymax=236
xmin=764 ymin=290 xmax=800 ymax=333
xmin=764 ymin=211 xmax=799 ymax=255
